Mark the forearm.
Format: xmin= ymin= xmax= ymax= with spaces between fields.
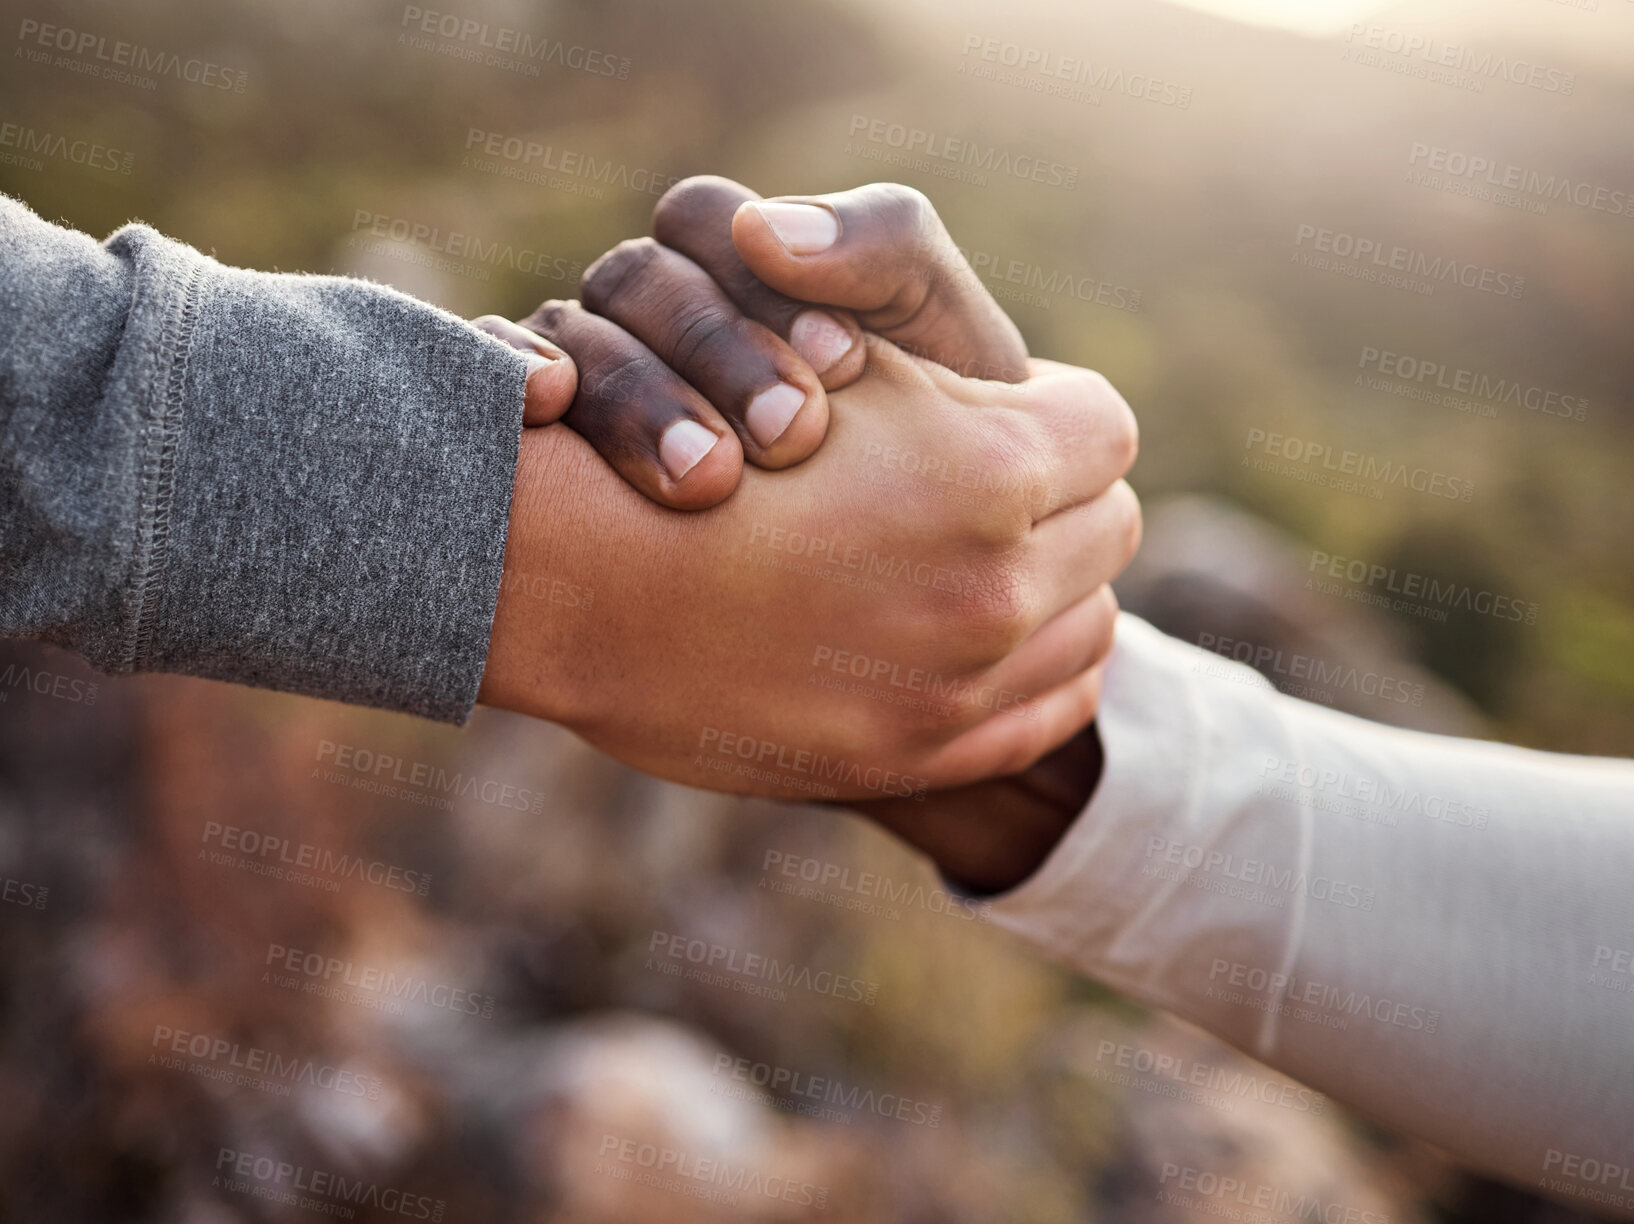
xmin=989 ymin=614 xmax=1634 ymax=1210
xmin=0 ymin=193 xmax=527 ymax=721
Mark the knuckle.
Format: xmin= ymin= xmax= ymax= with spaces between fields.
xmin=939 ymin=664 xmax=1006 ymax=728
xmin=652 ymin=175 xmax=746 ymax=245
xmin=518 ymin=298 xmax=576 ymax=338
xmin=1101 ymin=379 xmax=1140 ymax=474
xmin=1096 ymin=580 xmax=1121 ymax=621
xmin=1087 ymin=585 xmax=1120 ymax=666
xmin=1050 ymin=367 xmax=1137 ymax=483
xmin=861 ymin=183 xmax=945 ymax=315
xmin=663 ymin=301 xmax=737 ymax=374
xmin=950 ymin=556 xmax=1034 ymax=659
xmin=1108 ymin=479 xmax=1143 ymax=567
xmin=868 ymin=182 xmax=936 ymax=238
xmin=577 ymin=350 xmax=658 ymax=410
xmin=968 ymin=415 xmax=1049 ymax=535
xmin=997 ymin=721 xmax=1049 ymax=777
xmin=580 ymin=238 xmax=662 ymax=315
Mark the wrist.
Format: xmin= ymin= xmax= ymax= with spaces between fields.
xmin=476 ymin=429 xmax=592 ymax=727
xmin=853 ymin=724 xmax=1104 ymax=897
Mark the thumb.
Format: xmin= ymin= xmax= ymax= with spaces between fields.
xmin=473 ymin=315 xmax=579 ymax=426
xmin=731 ymin=182 xmax=1028 ymax=384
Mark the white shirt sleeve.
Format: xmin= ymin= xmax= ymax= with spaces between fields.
xmin=987 ymin=614 xmax=1634 ymax=1216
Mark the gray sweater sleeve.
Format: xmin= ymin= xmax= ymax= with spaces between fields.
xmin=0 ymin=193 xmax=527 ymax=723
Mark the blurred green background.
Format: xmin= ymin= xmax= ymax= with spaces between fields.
xmin=2 ymin=0 xmax=1631 ymax=1220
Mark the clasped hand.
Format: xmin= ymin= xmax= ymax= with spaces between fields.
xmin=471 ymin=177 xmax=1140 ymax=888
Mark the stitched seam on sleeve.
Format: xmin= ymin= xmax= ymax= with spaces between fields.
xmin=122 ymin=262 xmax=204 ymax=673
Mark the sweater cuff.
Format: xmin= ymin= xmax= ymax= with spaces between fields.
xmin=109 ymin=224 xmax=524 ymax=723
xmin=982 ymin=614 xmax=1224 ymax=980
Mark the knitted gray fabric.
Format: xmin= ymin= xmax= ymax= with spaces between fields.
xmin=0 ymin=194 xmax=526 ymax=723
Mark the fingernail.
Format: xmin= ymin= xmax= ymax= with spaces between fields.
xmin=745 ymin=382 xmax=805 ymax=448
xmin=659 ymin=419 xmax=720 ymax=482
xmin=789 ymin=311 xmax=854 ymax=374
xmin=753 ymin=202 xmax=838 ymax=254
xmin=522 ymin=351 xmax=556 ymax=377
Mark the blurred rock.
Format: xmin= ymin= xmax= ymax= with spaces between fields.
xmin=1116 ymin=496 xmax=1484 ymax=736
xmin=1038 ymin=1010 xmax=1429 ymax=1224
